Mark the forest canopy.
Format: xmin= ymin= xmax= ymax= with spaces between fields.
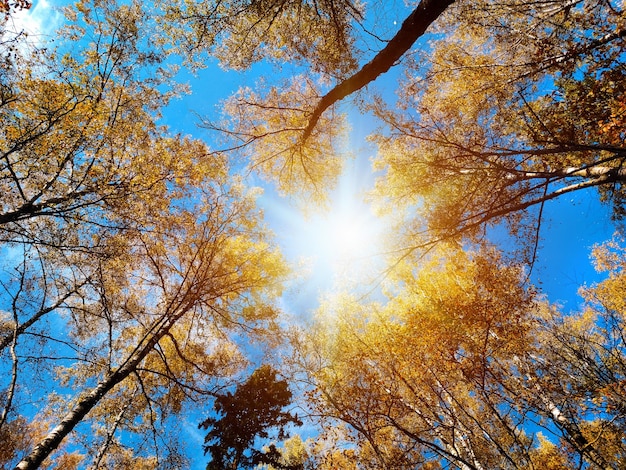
xmin=1 ymin=0 xmax=625 ymax=469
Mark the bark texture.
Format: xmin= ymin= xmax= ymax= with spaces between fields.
xmin=13 ymin=314 xmax=179 ymax=470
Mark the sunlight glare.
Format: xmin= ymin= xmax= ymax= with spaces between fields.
xmin=315 ymin=209 xmax=374 ymax=261
xmin=262 ymin=157 xmax=391 ymax=296
xmin=3 ymin=0 xmax=63 ymax=44
xmin=295 ymin=197 xmax=387 ymax=288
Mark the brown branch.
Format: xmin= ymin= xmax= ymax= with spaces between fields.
xmin=300 ymin=0 xmax=455 ymax=143
xmin=0 ymin=283 xmax=88 ymax=352
xmin=515 ymin=25 xmax=626 ymax=83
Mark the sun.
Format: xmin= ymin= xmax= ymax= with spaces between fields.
xmin=310 ymin=206 xmax=377 ymax=262
xmin=261 ymin=158 xmax=391 ymax=294
xmin=291 ymin=194 xmax=388 ymax=288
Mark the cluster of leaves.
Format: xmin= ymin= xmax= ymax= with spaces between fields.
xmin=368 ymin=0 xmax=626 ymax=256
xmin=200 ymin=364 xmax=302 ymax=470
xmin=156 ymin=0 xmax=363 ymax=75
xmin=291 ymin=242 xmax=626 ymax=468
xmin=0 ymin=0 xmax=30 ymax=21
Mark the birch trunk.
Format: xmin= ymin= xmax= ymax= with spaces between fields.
xmin=514 ymin=356 xmax=613 ymax=470
xmin=13 ymin=313 xmax=178 ymax=470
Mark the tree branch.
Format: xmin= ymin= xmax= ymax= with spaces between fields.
xmin=300 ymin=0 xmax=454 ymax=143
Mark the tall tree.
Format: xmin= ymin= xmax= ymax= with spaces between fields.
xmin=293 ymin=244 xmax=626 ymax=469
xmin=0 ymin=0 xmax=183 ymax=355
xmin=0 ymin=2 xmax=289 ymax=468
xmin=175 ymin=0 xmax=456 ymax=198
xmin=12 ymin=190 xmax=287 ymax=469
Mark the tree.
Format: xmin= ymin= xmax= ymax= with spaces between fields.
xmin=519 ymin=237 xmax=626 ymax=468
xmin=258 ymin=435 xmax=309 ymax=470
xmin=157 ymin=0 xmax=363 ymax=75
xmin=256 ymin=433 xmax=363 ymax=470
xmin=1 ymin=2 xmax=289 ymax=469
xmin=293 ymin=247 xmax=537 ymax=469
xmin=3 ymin=0 xmax=625 ymax=468
xmin=292 ymin=244 xmax=626 ymax=469
xmin=8 ymin=169 xmax=287 ymax=469
xmin=199 ymin=364 xmax=302 ymax=470
xmin=177 ymin=0 xmax=456 ymax=199
xmin=0 ymin=0 xmax=186 ymax=356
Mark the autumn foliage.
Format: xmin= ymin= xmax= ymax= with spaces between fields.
xmin=1 ymin=0 xmax=626 ymax=469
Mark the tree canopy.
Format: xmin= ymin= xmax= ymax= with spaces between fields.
xmin=200 ymin=364 xmax=302 ymax=470
xmin=1 ymin=0 xmax=625 ymax=469
xmin=293 ymin=244 xmax=626 ymax=468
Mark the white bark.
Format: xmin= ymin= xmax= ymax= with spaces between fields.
xmin=513 ymin=356 xmax=613 ymax=470
xmin=13 ymin=312 xmax=178 ymax=470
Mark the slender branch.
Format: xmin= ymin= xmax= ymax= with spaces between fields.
xmin=89 ymin=389 xmax=138 ymax=470
xmin=0 ymin=286 xmax=86 ymax=352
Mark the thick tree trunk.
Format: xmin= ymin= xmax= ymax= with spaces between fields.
xmin=15 ymin=371 xmax=127 ymax=470
xmin=13 ymin=315 xmax=177 ymax=470
xmin=300 ymin=0 xmax=455 ymax=143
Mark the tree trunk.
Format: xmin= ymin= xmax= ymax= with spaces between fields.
xmin=13 ymin=314 xmax=177 ymax=470
xmin=514 ymin=356 xmax=613 ymax=470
